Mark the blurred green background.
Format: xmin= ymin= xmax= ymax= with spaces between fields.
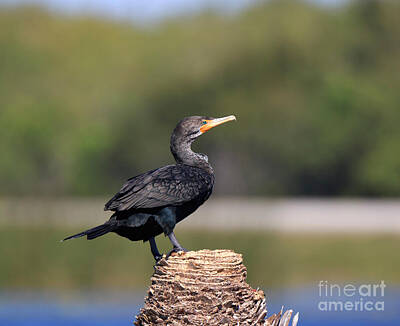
xmin=2 ymin=227 xmax=400 ymax=290
xmin=1 ymin=0 xmax=400 ymax=197
xmin=0 ymin=0 xmax=399 ymax=298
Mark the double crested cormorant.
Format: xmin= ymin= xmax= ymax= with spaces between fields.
xmin=63 ymin=115 xmax=236 ymax=261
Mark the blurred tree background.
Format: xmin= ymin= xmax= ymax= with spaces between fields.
xmin=1 ymin=0 xmax=399 ymax=198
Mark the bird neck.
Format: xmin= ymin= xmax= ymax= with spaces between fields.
xmin=170 ymin=139 xmax=213 ymax=173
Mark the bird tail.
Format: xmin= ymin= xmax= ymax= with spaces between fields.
xmin=62 ymin=223 xmax=114 ymax=241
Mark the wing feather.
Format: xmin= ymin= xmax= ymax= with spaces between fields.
xmin=104 ymin=165 xmax=211 ymax=212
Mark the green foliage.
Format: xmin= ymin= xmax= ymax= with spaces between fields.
xmin=0 ymin=0 xmax=399 ymax=196
xmin=1 ymin=227 xmax=399 ymax=289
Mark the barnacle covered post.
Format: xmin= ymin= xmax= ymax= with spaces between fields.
xmin=135 ymin=249 xmax=299 ymax=325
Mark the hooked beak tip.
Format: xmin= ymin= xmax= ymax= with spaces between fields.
xmin=200 ymin=114 xmax=237 ymax=133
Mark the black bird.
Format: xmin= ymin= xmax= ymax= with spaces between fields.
xmin=63 ymin=115 xmax=236 ymax=261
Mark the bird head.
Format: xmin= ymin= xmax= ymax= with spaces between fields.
xmin=170 ymin=115 xmax=236 ymax=166
xmin=173 ymin=115 xmax=237 ymax=141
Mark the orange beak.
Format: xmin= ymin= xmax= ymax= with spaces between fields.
xmin=200 ymin=115 xmax=236 ymax=133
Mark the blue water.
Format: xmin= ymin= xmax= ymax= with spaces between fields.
xmin=0 ymin=291 xmax=144 ymax=326
xmin=1 ymin=286 xmax=398 ymax=325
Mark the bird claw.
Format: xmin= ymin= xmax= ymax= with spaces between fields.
xmin=166 ymin=247 xmax=187 ymax=259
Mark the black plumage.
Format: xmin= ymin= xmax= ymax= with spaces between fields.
xmin=63 ymin=115 xmax=236 ymax=261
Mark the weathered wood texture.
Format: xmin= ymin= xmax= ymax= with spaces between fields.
xmin=135 ymin=249 xmax=298 ymax=325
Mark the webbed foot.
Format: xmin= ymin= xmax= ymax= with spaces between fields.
xmin=166 ymin=246 xmax=187 ymax=259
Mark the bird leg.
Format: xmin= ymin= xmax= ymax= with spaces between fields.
xmin=149 ymin=237 xmax=162 ymax=262
xmin=166 ymin=231 xmax=187 ymax=258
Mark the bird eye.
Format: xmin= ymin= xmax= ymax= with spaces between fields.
xmin=202 ymin=121 xmax=207 ymax=125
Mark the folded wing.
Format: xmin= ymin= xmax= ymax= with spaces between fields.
xmin=104 ymin=165 xmax=210 ymax=212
